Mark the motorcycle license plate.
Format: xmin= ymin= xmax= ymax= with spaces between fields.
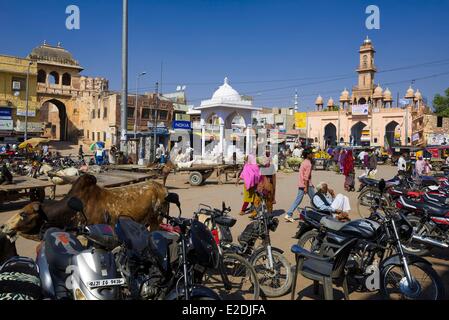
xmin=87 ymin=278 xmax=125 ymax=289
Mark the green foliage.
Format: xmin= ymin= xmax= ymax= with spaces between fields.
xmin=433 ymin=88 xmax=449 ymax=117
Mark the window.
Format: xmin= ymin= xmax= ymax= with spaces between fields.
xmin=12 ymin=77 xmax=25 ymax=92
xmin=97 ymin=108 xmax=100 ymax=118
xmin=374 ymin=138 xmax=378 ymax=143
xmin=159 ymin=110 xmax=168 ymax=120
xmin=49 ymin=71 xmax=59 ymax=85
xmin=127 ymin=107 xmax=135 ymax=118
xmin=437 ymin=116 xmax=443 ymax=128
xmin=62 ymin=73 xmax=71 ymax=86
xmin=103 ymin=132 xmax=107 ymax=141
xmin=142 ymin=108 xmax=151 ymax=119
xmin=87 ymin=130 xmax=89 ymax=139
xmin=91 ymin=109 xmax=96 ymax=119
xmin=97 ymin=132 xmax=100 ymax=141
xmin=37 ymin=70 xmax=46 ymax=83
xmin=92 ymin=132 xmax=95 ymax=141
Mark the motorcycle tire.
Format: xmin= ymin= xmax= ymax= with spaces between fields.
xmin=402 ymin=215 xmax=432 ymax=257
xmin=381 ymin=261 xmax=444 ymax=300
xmin=297 ymin=230 xmax=321 ymax=253
xmin=251 ymin=248 xmax=292 ymax=298
xmin=357 ymin=187 xmax=386 ymax=219
xmin=202 ymin=253 xmax=260 ymax=300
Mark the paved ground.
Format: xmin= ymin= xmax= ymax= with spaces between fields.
xmin=1 ymin=164 xmax=448 ymax=300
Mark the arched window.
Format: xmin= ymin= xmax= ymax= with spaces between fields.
xmin=37 ymin=70 xmax=46 ymax=83
xmin=62 ymin=73 xmax=71 ymax=86
xmin=49 ymin=71 xmax=59 ymax=85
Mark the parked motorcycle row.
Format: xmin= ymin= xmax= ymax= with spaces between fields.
xmin=0 ymin=192 xmax=293 ymax=300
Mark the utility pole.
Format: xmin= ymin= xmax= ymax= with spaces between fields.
xmin=120 ymin=0 xmax=129 ymax=153
xmin=153 ymin=82 xmax=159 ymax=161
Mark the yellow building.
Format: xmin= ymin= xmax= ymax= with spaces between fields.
xmin=0 ymin=54 xmax=40 ymax=143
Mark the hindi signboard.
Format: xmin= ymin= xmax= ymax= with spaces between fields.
xmin=294 ymin=112 xmax=307 ymax=129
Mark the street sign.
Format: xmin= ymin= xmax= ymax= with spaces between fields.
xmin=0 ymin=107 xmax=12 ymax=120
xmin=173 ymin=120 xmax=192 ymax=130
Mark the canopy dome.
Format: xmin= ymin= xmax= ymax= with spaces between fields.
xmin=373 ymin=85 xmax=383 ymax=99
xmin=383 ymin=88 xmax=393 ymax=102
xmin=414 ymin=89 xmax=423 ymax=101
xmin=327 ymin=97 xmax=334 ymax=107
xmin=405 ymin=86 xmax=415 ymax=99
xmin=211 ymin=77 xmax=241 ymax=102
xmin=340 ymin=88 xmax=350 ymax=102
xmin=28 ymin=42 xmax=82 ymax=69
xmin=315 ymin=95 xmax=324 ymax=105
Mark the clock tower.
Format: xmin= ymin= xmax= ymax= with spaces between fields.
xmin=352 ymin=36 xmax=377 ymax=104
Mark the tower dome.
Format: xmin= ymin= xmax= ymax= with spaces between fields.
xmin=211 ymin=77 xmax=241 ymax=102
xmin=315 ymin=95 xmax=323 ymax=105
xmin=405 ymin=86 xmax=415 ymax=99
xmin=327 ymin=97 xmax=334 ymax=107
xmin=364 ymin=36 xmax=372 ymax=45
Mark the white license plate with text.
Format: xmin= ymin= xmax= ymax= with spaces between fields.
xmin=87 ymin=278 xmax=125 ymax=288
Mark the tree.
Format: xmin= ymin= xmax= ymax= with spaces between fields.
xmin=433 ymin=88 xmax=449 ymax=117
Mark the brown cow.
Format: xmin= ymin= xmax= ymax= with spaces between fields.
xmin=147 ymin=160 xmax=176 ymax=186
xmin=0 ymin=174 xmax=170 ymax=240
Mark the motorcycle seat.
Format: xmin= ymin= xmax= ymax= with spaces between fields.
xmin=319 ymin=216 xmax=350 ymax=231
xmin=115 ymin=217 xmax=151 ymax=257
xmin=43 ymin=228 xmax=84 ymax=271
xmin=400 ymin=197 xmax=449 ymax=217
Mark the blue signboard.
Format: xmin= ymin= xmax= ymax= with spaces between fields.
xmin=0 ymin=107 xmax=12 ymax=120
xmin=173 ymin=120 xmax=192 ymax=130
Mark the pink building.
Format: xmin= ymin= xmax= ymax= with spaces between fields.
xmin=306 ymin=37 xmax=425 ymax=149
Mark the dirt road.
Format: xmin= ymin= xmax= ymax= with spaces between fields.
xmin=1 ymin=165 xmax=448 ymax=300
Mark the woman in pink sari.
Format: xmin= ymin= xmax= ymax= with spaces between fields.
xmin=236 ymin=155 xmax=261 ymax=215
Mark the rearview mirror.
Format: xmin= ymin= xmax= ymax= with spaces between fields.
xmin=378 ymin=179 xmax=386 ymax=193
xmin=68 ymin=197 xmax=84 ymax=213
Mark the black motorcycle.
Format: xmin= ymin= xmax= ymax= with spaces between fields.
xmin=193 ymin=203 xmax=260 ymax=300
xmin=226 ymin=194 xmax=292 ymax=298
xmin=113 ymin=193 xmax=221 ymax=300
xmin=296 ymin=181 xmax=444 ymax=300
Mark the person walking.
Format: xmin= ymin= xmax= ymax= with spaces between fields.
xmin=343 ymin=150 xmax=355 ymax=191
xmin=397 ymin=152 xmax=407 ymax=175
xmin=285 ymin=149 xmax=315 ymax=223
xmin=236 ymin=155 xmax=261 ymax=216
xmin=78 ymin=145 xmax=84 ymax=161
xmin=338 ymin=149 xmax=346 ymax=174
xmin=368 ymin=149 xmax=377 ymax=176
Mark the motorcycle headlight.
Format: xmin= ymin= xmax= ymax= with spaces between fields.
xmin=268 ymin=217 xmax=279 ymax=232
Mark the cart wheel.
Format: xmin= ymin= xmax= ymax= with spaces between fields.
xmin=189 ymin=171 xmax=203 ymax=186
xmin=30 ymin=188 xmax=45 ymax=203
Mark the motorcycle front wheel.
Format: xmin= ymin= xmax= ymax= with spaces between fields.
xmin=401 ymin=215 xmax=432 ymax=256
xmin=251 ymin=248 xmax=292 ymax=298
xmin=381 ymin=261 xmax=444 ymax=300
xmin=202 ymin=253 xmax=260 ymax=300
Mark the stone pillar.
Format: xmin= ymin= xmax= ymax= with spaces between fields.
xmin=219 ymin=119 xmax=225 ymax=160
xmin=201 ymin=119 xmax=206 ymax=159
xmin=246 ymin=124 xmax=252 ymax=156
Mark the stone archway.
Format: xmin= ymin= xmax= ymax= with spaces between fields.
xmin=324 ymin=123 xmax=337 ymax=147
xmin=225 ymin=112 xmax=246 ymax=130
xmin=40 ymin=99 xmax=68 ymax=141
xmin=385 ymin=120 xmax=400 ymax=148
xmin=351 ymin=121 xmax=366 ymax=146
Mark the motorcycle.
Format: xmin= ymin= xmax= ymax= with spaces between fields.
xmin=231 ymin=192 xmax=292 ymax=297
xmin=296 ymin=180 xmax=445 ymax=300
xmin=113 ymin=193 xmax=221 ymax=300
xmin=35 ymin=197 xmax=123 ymax=300
xmin=193 ymin=202 xmax=260 ymax=300
xmin=396 ymin=195 xmax=449 ymax=256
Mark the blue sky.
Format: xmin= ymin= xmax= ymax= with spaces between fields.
xmin=1 ymin=0 xmax=449 ymax=110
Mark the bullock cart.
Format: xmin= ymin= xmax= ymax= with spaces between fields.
xmin=91 ymin=170 xmax=155 ymax=188
xmin=0 ymin=176 xmax=56 ymax=204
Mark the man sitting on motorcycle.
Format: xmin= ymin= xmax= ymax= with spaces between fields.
xmin=312 ymin=182 xmax=351 ymax=221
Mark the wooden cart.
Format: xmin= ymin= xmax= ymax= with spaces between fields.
xmin=0 ymin=176 xmax=56 ymax=204
xmin=177 ymin=164 xmax=242 ymax=186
